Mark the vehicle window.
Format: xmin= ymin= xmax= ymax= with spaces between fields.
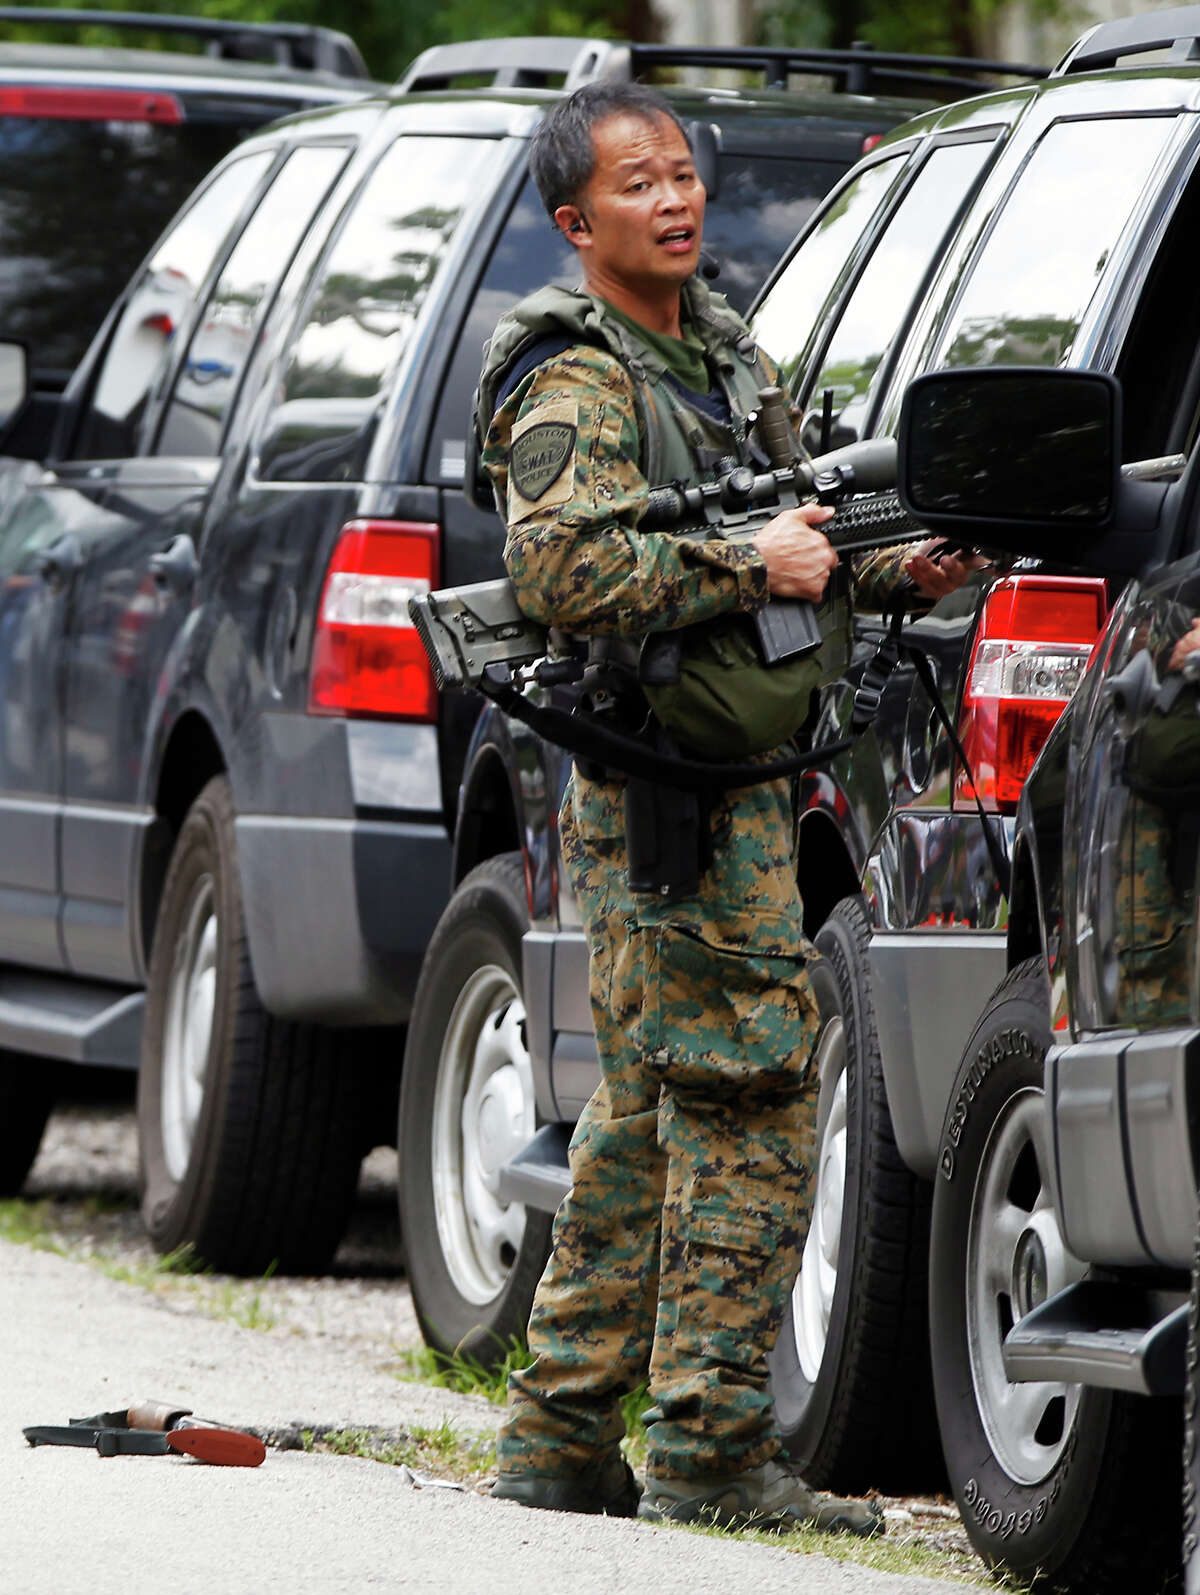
xmin=750 ymin=154 xmax=907 ymax=393
xmin=424 ymin=152 xmax=858 ymax=487
xmin=701 ymin=153 xmax=849 ymax=317
xmin=801 ymin=140 xmax=993 ymax=447
xmin=0 ymin=115 xmax=262 ymax=386
xmin=258 ymin=135 xmax=501 ymax=485
xmin=422 ymin=175 xmax=576 ymax=487
xmin=155 ymin=145 xmax=350 ymax=458
xmin=937 ymin=117 xmax=1176 ymax=370
xmin=1115 ymin=149 xmax=1200 ymax=461
xmin=74 ymin=151 xmax=273 ymax=461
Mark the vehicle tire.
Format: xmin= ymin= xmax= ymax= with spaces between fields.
xmin=399 ymin=852 xmax=552 ymax=1365
xmin=137 ymin=775 xmax=369 ymax=1274
xmin=1185 ymin=1216 xmax=1200 ymax=1595
xmin=930 ymin=958 xmax=1181 ymax=1592
xmin=0 ymin=1055 xmax=59 ymax=1195
xmin=769 ymin=894 xmax=943 ymax=1494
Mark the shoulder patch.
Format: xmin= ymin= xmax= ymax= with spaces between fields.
xmin=507 ymin=398 xmax=579 ymax=522
xmin=511 ymin=419 xmax=576 ymax=501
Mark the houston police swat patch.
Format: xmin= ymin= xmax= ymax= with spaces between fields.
xmin=510 ymin=418 xmax=576 ymax=501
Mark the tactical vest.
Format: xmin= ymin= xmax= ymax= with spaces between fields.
xmin=476 ymin=280 xmax=848 ymax=756
xmin=477 ymin=278 xmax=767 ymax=487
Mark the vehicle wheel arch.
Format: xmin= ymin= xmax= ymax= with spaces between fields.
xmin=1006 ymin=834 xmax=1045 ymax=971
xmin=452 ymin=739 xmax=523 ymax=887
xmin=796 ymin=807 xmax=862 ymax=937
xmin=140 ymin=709 xmax=227 ymax=970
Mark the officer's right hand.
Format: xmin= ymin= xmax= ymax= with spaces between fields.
xmin=752 ymin=504 xmax=838 ymax=601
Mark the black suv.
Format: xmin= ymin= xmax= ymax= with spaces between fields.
xmin=0 ymin=35 xmax=995 ymax=1273
xmin=409 ymin=9 xmax=1200 ymax=1589
xmin=0 ymin=7 xmax=374 ymax=403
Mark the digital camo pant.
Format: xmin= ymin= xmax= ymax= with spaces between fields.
xmin=498 ymin=768 xmax=822 ymax=1481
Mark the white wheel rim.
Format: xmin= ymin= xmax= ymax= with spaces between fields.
xmin=792 ymin=1014 xmax=848 ymax=1383
xmin=966 ymin=1086 xmax=1086 ymax=1485
xmin=431 ymin=964 xmax=535 ymax=1306
xmin=160 ymin=874 xmax=218 ymax=1184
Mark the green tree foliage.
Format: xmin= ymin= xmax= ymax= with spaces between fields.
xmin=758 ymin=0 xmax=1069 ymax=59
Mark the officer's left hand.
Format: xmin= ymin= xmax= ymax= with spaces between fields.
xmin=904 ymin=541 xmax=990 ymax=601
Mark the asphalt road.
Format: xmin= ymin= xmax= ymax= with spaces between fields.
xmin=1 ymin=1074 xmax=983 ymax=1595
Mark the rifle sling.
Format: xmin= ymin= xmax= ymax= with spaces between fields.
xmin=480 ymin=667 xmax=853 ymax=792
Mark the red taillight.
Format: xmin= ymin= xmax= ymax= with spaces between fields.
xmin=0 ymin=87 xmax=183 ymax=123
xmin=954 ymin=575 xmax=1108 ymax=814
xmin=862 ymin=133 xmax=884 ymax=154
xmin=309 ymin=520 xmax=440 ymax=722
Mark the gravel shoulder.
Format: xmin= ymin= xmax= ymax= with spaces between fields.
xmin=2 ymin=1073 xmax=993 ymax=1594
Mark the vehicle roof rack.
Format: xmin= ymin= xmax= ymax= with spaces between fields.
xmin=1051 ymin=5 xmax=1200 ymax=75
xmin=395 ymin=35 xmax=1046 ymax=100
xmin=0 ymin=7 xmax=370 ymax=80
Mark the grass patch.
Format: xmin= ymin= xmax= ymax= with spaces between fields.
xmin=668 ymin=1513 xmax=995 ymax=1588
xmin=396 ymin=1338 xmax=535 ymax=1404
xmin=305 ymin=1420 xmax=497 ymax=1482
xmin=1 ymin=1197 xmax=278 ymax=1330
xmin=0 ymin=1197 xmax=61 ymax=1251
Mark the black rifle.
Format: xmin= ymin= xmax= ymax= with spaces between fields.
xmin=410 ymin=433 xmax=921 ymax=695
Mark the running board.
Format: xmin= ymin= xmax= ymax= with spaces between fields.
xmin=0 ymin=970 xmax=144 ymax=1068
xmin=499 ymin=1124 xmax=572 ymax=1213
xmin=1002 ymin=1279 xmax=1188 ymax=1395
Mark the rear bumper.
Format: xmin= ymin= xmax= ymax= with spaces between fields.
xmin=236 ymin=814 xmax=451 ymax=1024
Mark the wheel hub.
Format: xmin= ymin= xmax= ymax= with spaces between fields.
xmin=159 ymin=874 xmax=218 ymax=1184
xmin=431 ymin=964 xmax=535 ymax=1307
xmin=791 ymin=1015 xmax=847 ymax=1384
xmin=1012 ymin=1227 xmax=1048 ymax=1318
xmin=966 ymin=1086 xmax=1087 ymax=1486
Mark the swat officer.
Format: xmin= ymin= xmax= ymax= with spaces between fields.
xmin=479 ymin=79 xmax=972 ymax=1530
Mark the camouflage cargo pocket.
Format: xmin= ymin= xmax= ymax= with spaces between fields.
xmin=641 ymin=921 xmax=818 ymax=1102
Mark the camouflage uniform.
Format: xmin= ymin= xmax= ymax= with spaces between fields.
xmin=480 ymin=278 xmax=898 ymax=1484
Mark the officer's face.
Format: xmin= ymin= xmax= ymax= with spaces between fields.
xmin=558 ymin=112 xmax=706 ymax=299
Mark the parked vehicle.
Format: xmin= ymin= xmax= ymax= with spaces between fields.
xmin=0 ymin=6 xmax=374 ymax=408
xmin=0 ymin=34 xmax=1005 ymax=1269
xmin=411 ymin=10 xmax=1200 ymax=1576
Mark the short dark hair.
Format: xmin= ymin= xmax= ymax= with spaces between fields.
xmin=529 ymin=81 xmax=690 ymax=221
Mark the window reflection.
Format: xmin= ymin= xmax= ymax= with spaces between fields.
xmin=938 ymin=117 xmax=1174 ymax=370
xmin=259 ymin=136 xmax=501 ymax=484
xmin=80 ymin=152 xmax=272 ymax=459
xmin=750 ymin=155 xmax=905 ymax=390
xmin=156 ymin=144 xmax=349 ymax=457
xmin=0 ymin=117 xmax=262 ymax=384
xmin=804 ymin=140 xmax=992 ymax=447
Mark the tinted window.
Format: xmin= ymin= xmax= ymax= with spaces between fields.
xmin=803 ymin=140 xmax=992 ymax=446
xmin=751 ymin=154 xmax=906 ymax=392
xmin=258 ymin=135 xmax=501 ymax=485
xmin=75 ymin=151 xmax=273 ymax=461
xmin=425 ymin=153 xmax=850 ymax=487
xmin=937 ymin=117 xmax=1175 ymax=370
xmin=424 ymin=176 xmax=576 ymax=487
xmin=1116 ymin=150 xmax=1200 ymax=461
xmin=702 ymin=154 xmax=846 ymax=316
xmin=0 ymin=116 xmax=265 ymax=385
xmin=156 ymin=145 xmax=350 ymax=458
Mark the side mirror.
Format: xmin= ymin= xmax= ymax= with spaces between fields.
xmin=0 ymin=340 xmax=29 ymax=436
xmin=898 ymin=367 xmax=1121 ymax=559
